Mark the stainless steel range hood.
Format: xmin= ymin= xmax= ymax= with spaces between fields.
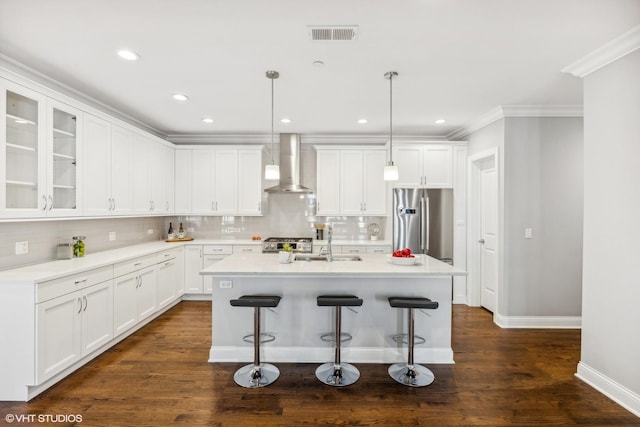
xmin=264 ymin=133 xmax=313 ymax=194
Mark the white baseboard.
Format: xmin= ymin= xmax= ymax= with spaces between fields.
xmin=494 ymin=313 xmax=581 ymax=329
xmin=209 ymin=346 xmax=454 ymax=364
xmin=576 ymin=362 xmax=640 ymax=418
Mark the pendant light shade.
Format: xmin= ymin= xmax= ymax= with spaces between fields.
xmin=384 ymin=71 xmax=399 ymax=182
xmin=265 ymin=70 xmax=280 ymax=180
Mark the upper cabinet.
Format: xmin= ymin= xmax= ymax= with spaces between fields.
xmin=393 ymin=144 xmax=453 ymax=188
xmin=83 ymin=115 xmax=133 ymax=216
xmin=1 ymin=80 xmax=82 ymax=218
xmin=316 ymin=146 xmax=387 ymax=216
xmin=180 ymin=146 xmax=263 ymax=216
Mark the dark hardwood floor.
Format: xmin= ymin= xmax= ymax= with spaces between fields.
xmin=1 ymin=302 xmax=638 ymax=426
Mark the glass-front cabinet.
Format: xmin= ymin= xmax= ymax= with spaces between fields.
xmin=1 ymin=80 xmax=81 ymax=218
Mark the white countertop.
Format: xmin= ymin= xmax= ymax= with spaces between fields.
xmin=201 ymin=253 xmax=465 ymax=278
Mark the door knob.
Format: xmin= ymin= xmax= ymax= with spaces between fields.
xmin=478 ymin=239 xmax=485 ymax=244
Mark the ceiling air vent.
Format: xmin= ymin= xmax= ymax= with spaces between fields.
xmin=309 ymin=25 xmax=359 ymax=41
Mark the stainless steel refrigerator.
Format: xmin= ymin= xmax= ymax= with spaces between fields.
xmin=392 ymin=187 xmax=454 ymax=263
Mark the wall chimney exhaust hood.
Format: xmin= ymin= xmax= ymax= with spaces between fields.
xmin=264 ymin=133 xmax=313 ymax=194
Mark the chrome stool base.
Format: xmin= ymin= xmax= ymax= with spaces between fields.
xmin=233 ymin=363 xmax=280 ymax=388
xmin=388 ymin=363 xmax=434 ymax=387
xmin=315 ymin=362 xmax=360 ymax=387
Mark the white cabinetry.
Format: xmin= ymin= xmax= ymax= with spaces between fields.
xmin=35 ymin=267 xmax=113 ymax=383
xmin=181 ymin=146 xmax=262 ymax=216
xmin=113 ymin=256 xmax=157 ymax=336
xmin=183 ymin=244 xmax=239 ymax=295
xmin=1 ymin=81 xmax=82 ymax=218
xmin=394 ymin=144 xmax=453 ymax=187
xmin=83 ymin=114 xmax=133 ymax=215
xmin=156 ymin=247 xmax=184 ymax=308
xmin=132 ymin=134 xmax=173 ymax=215
xmin=316 ymin=146 xmax=387 ymax=216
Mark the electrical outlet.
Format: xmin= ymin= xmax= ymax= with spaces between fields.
xmin=219 ymin=280 xmax=233 ymax=289
xmin=147 ymin=229 xmax=154 ymax=235
xmin=15 ymin=241 xmax=29 ymax=255
xmin=109 ymin=232 xmax=116 ymax=241
xmin=525 ymin=228 xmax=533 ymax=239
xmin=187 ymin=227 xmax=195 ymax=233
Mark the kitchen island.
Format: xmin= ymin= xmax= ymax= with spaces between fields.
xmin=201 ymin=253 xmax=465 ymax=364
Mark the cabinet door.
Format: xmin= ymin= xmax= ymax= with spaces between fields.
xmin=237 ymin=149 xmax=262 ymax=215
xmin=156 ymin=259 xmax=176 ymax=309
xmin=394 ymin=145 xmax=423 ymax=186
xmin=340 ymin=151 xmax=364 ymax=215
xmin=2 ymin=82 xmax=47 ymax=217
xmin=113 ymin=272 xmax=138 ymax=336
xmin=423 ymin=145 xmax=453 ymax=188
xmin=47 ymin=99 xmax=81 ymax=217
xmin=362 ymin=150 xmax=388 ymax=215
xmin=36 ymin=291 xmax=82 ymax=382
xmin=148 ymin=141 xmax=167 ymax=214
xmin=132 ymin=134 xmax=151 ymax=214
xmin=174 ymin=150 xmax=191 ymax=214
xmin=81 ymin=280 xmax=113 ymax=356
xmin=164 ymin=145 xmax=175 ymax=213
xmin=110 ymin=125 xmax=133 ymax=215
xmin=191 ymin=150 xmax=215 ymax=214
xmin=213 ymin=149 xmax=238 ymax=214
xmin=184 ymin=245 xmax=203 ymax=293
xmin=83 ymin=114 xmax=111 ymax=216
xmin=137 ymin=266 xmax=157 ymax=321
xmin=316 ymin=150 xmax=341 ymax=215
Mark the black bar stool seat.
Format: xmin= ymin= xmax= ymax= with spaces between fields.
xmin=315 ymin=295 xmax=363 ymax=387
xmin=229 ymin=294 xmax=281 ymax=388
xmin=388 ymin=296 xmax=438 ymax=387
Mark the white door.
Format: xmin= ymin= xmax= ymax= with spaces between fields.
xmin=137 ymin=266 xmax=157 ymax=321
xmin=184 ymin=245 xmax=204 ymax=293
xmin=340 ymin=150 xmax=364 ymax=215
xmin=237 ymin=149 xmax=262 ymax=215
xmin=156 ymin=259 xmax=176 ymax=309
xmin=191 ymin=150 xmax=215 ymax=214
xmin=132 ymin=134 xmax=151 ymax=214
xmin=213 ymin=149 xmax=238 ymax=214
xmin=113 ymin=272 xmax=138 ymax=336
xmin=110 ymin=125 xmax=133 ymax=215
xmin=479 ymin=160 xmax=498 ymax=312
xmin=316 ymin=149 xmax=341 ymax=215
xmin=362 ymin=150 xmax=387 ymax=215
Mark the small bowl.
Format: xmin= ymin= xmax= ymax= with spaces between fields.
xmin=389 ymin=255 xmax=417 ymax=265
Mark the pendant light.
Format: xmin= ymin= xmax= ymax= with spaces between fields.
xmin=384 ymin=71 xmax=399 ymax=181
xmin=265 ymin=70 xmax=280 ymax=180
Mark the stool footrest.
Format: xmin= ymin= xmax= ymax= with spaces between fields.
xmin=391 ymin=333 xmax=426 ymax=345
xmin=242 ymin=332 xmax=276 ymax=344
xmin=320 ymin=332 xmax=352 ymax=343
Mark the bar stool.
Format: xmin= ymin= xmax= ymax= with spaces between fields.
xmin=388 ymin=296 xmax=439 ymax=387
xmin=316 ymin=294 xmax=363 ymax=387
xmin=229 ymin=295 xmax=281 ymax=388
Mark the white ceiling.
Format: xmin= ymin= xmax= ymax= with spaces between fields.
xmin=1 ymin=0 xmax=639 ymax=140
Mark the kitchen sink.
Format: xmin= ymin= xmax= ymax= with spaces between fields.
xmin=294 ymin=254 xmax=362 ymax=262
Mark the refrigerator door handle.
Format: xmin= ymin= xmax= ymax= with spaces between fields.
xmin=420 ymin=197 xmax=426 ymax=252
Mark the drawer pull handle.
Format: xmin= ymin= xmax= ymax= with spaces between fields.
xmin=134 ymin=262 xmax=143 ymax=266
xmin=164 ymin=261 xmax=173 ymax=267
xmin=74 ymin=278 xmax=88 ymax=285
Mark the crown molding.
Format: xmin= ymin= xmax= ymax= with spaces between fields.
xmin=0 ymin=54 xmax=167 ymax=139
xmin=167 ymin=134 xmax=269 ymax=144
xmin=562 ymin=25 xmax=640 ymax=78
xmin=447 ymin=104 xmax=584 ymax=140
xmin=168 ymin=133 xmax=448 ymax=145
xmin=447 ymin=106 xmax=504 ymax=140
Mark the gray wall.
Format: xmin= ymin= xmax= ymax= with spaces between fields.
xmin=581 ymin=50 xmax=640 ymax=396
xmin=504 ymin=117 xmax=583 ymax=316
xmin=466 ymin=116 xmax=584 ymax=318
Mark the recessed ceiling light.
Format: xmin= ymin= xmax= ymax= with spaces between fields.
xmin=117 ymin=50 xmax=140 ymax=61
xmin=312 ymin=60 xmax=325 ymax=67
xmin=172 ymin=93 xmax=189 ymax=102
xmin=435 ymin=119 xmax=446 ymax=124
xmin=357 ymin=119 xmax=368 ymax=124
xmin=202 ymin=117 xmax=214 ymax=123
xmin=280 ymin=118 xmax=291 ymax=124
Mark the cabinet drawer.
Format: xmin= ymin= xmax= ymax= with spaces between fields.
xmin=367 ymin=246 xmax=392 ymax=254
xmin=233 ymin=245 xmax=261 ymax=254
xmin=203 ymin=245 xmax=233 ymax=255
xmin=37 ymin=266 xmax=113 ymax=303
xmin=156 ymin=247 xmax=183 ymax=263
xmin=113 ymin=255 xmax=157 ymax=278
xmin=341 ymin=246 xmax=367 ymax=254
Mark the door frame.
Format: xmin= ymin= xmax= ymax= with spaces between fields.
xmin=467 ymin=147 xmax=500 ymax=309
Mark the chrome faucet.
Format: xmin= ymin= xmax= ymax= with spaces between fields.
xmin=326 ymin=223 xmax=333 ymax=262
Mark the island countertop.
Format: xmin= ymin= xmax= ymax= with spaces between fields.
xmin=200 ymin=253 xmax=466 ymax=278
